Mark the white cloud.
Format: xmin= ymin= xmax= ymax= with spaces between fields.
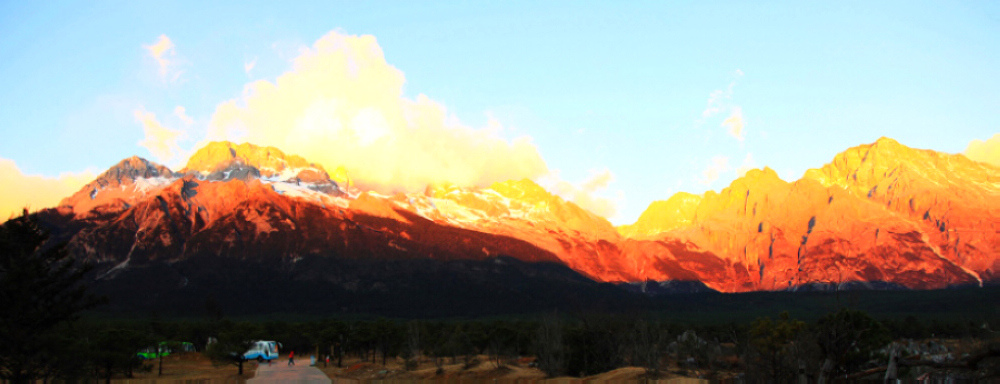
xmin=244 ymin=57 xmax=257 ymax=76
xmin=722 ymin=106 xmax=745 ymax=141
xmin=174 ymin=105 xmax=194 ymax=125
xmin=0 ymin=158 xmax=95 ymax=220
xmin=143 ymin=34 xmax=181 ymax=82
xmin=135 ymin=108 xmax=186 ymax=167
xmin=700 ymin=156 xmax=730 ymax=185
xmin=782 ymin=169 xmax=797 ymax=182
xmin=543 ymin=168 xmax=619 ymax=218
xmin=964 ymin=133 xmax=1000 ymax=167
xmin=699 ymin=70 xmax=747 ymax=142
xmin=701 ymin=88 xmax=731 ymax=119
xmin=736 ymin=152 xmax=757 ymax=177
xmin=204 ymin=31 xmax=548 ymax=193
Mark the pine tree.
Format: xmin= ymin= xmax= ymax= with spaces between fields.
xmin=0 ymin=212 xmax=105 ymax=383
xmin=205 ymin=320 xmax=260 ymax=375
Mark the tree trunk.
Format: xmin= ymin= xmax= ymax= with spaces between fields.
xmin=798 ymin=360 xmax=808 ymax=384
xmin=884 ymin=347 xmax=898 ymax=383
xmin=817 ymin=358 xmax=834 ymax=384
xmin=238 ymin=359 xmax=244 ymax=375
xmin=159 ymin=354 xmax=164 ymax=376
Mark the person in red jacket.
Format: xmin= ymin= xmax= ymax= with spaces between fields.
xmin=288 ymin=350 xmax=295 ymax=366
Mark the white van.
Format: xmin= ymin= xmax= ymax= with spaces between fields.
xmin=243 ymin=340 xmax=280 ymax=362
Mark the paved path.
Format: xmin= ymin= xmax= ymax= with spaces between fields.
xmin=249 ymin=357 xmax=331 ymax=384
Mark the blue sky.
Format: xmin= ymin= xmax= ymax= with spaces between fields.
xmin=0 ymin=1 xmax=997 ymax=223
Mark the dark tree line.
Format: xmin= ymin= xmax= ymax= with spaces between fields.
xmin=9 ymin=309 xmax=994 ymax=383
xmin=0 ymin=213 xmax=228 ymax=383
xmin=0 ymin=212 xmax=106 ymax=383
xmin=2 ymin=212 xmax=996 ymax=382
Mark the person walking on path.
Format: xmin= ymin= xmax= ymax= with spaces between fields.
xmin=288 ymin=350 xmax=295 ymax=366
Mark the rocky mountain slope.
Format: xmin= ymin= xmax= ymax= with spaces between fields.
xmin=29 ymin=138 xmax=1000 ymax=311
xmin=622 ymin=138 xmax=999 ymax=290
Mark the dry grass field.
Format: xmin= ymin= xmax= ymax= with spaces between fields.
xmin=106 ymin=352 xmax=257 ymax=384
xmin=313 ymin=355 xmax=713 ymax=384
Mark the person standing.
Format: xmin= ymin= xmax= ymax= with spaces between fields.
xmin=288 ymin=350 xmax=295 ymax=366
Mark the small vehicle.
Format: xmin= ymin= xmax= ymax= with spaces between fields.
xmin=243 ymin=340 xmax=280 ymax=362
xmin=137 ymin=341 xmax=195 ymax=360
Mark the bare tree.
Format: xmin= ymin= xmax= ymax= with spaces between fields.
xmin=535 ymin=314 xmax=565 ymax=377
xmin=488 ymin=322 xmax=516 ymax=369
xmin=631 ymin=319 xmax=667 ymax=378
xmin=814 ymin=309 xmax=888 ymax=382
xmin=404 ymin=321 xmax=421 ymax=370
xmin=744 ymin=312 xmax=805 ymax=384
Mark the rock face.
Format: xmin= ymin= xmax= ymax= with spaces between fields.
xmin=624 ymin=138 xmax=1000 ymax=291
xmin=33 ymin=138 xmax=1000 ymax=308
xmin=618 ymin=192 xmax=702 ymax=238
xmin=58 ymin=156 xmax=176 ymax=216
xmin=183 ymin=141 xmax=324 ymax=179
xmin=804 ymin=137 xmax=1000 ymax=282
xmin=181 ymin=141 xmax=342 ymax=193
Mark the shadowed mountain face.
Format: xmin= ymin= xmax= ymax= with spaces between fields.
xmin=30 ymin=138 xmax=1000 ymax=314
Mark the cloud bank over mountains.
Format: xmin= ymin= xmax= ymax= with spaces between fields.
xmin=201 ymin=31 xmax=549 ymax=194
xmin=965 ymin=134 xmax=1000 ymax=168
xmin=1 ymin=30 xmax=625 ymax=221
xmin=3 ymin=28 xmax=995 ymax=223
xmin=0 ymin=159 xmax=94 ymax=219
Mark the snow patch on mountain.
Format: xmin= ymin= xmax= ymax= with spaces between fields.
xmin=268 ymin=180 xmax=349 ymax=208
xmin=133 ymin=176 xmax=175 ymax=194
xmin=260 ymin=166 xmax=308 ymax=182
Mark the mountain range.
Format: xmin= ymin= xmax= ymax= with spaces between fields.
xmin=28 ymin=138 xmax=1000 ymax=315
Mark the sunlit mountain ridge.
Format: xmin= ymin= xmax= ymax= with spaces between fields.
xmin=621 ymin=137 xmax=1000 ymax=290
xmin=35 ymin=138 xmax=1000 ymax=298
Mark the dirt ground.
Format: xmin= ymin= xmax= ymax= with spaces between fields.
xmin=110 ymin=352 xmax=257 ymax=383
xmin=108 ymin=352 xmax=730 ymax=383
xmin=316 ymin=355 xmax=545 ymax=382
xmin=312 ymin=355 xmax=711 ymax=384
